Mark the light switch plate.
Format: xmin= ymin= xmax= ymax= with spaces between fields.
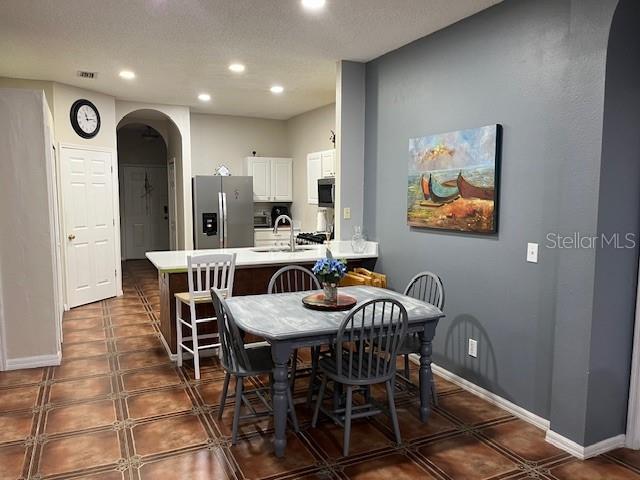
xmin=527 ymin=243 xmax=539 ymax=263
xmin=468 ymin=338 xmax=478 ymax=358
xmin=343 ymin=207 xmax=351 ymax=219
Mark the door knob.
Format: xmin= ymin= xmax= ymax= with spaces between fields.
xmin=68 ymin=234 xmax=76 ymax=240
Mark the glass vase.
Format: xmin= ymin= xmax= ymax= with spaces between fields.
xmin=323 ymin=282 xmax=338 ymax=304
xmin=351 ymin=225 xmax=366 ymax=253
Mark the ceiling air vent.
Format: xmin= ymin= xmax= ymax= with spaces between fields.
xmin=77 ymin=70 xmax=97 ymax=79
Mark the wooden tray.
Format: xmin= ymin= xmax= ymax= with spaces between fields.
xmin=302 ymin=292 xmax=357 ymax=311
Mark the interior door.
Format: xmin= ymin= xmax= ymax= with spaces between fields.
xmin=61 ymin=147 xmax=117 ymax=307
xmin=123 ymin=166 xmax=147 ymax=259
xmin=122 ymin=166 xmax=169 ymax=259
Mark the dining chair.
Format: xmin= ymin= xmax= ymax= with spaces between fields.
xmin=175 ymin=253 xmax=236 ymax=380
xmin=311 ymin=298 xmax=408 ymax=456
xmin=399 ymin=271 xmax=444 ymax=404
xmin=210 ymin=288 xmax=299 ymax=444
xmin=268 ymin=265 xmax=321 ymax=397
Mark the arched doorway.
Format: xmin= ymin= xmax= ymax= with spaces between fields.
xmin=117 ymin=123 xmax=170 ymax=258
xmin=117 ymin=109 xmax=183 ymax=256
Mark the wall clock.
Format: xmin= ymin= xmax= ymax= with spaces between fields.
xmin=70 ymin=99 xmax=101 ymax=139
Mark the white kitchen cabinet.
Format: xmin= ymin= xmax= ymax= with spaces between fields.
xmin=244 ymin=157 xmax=292 ymax=202
xmin=321 ymin=149 xmax=336 ymax=177
xmin=307 ymin=152 xmax=322 ymax=204
xmin=307 ymin=149 xmax=335 ymax=205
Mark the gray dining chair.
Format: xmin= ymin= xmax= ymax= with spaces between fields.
xmin=268 ymin=265 xmax=321 ymax=400
xmin=210 ymin=288 xmax=299 ymax=444
xmin=311 ymin=298 xmax=408 ymax=456
xmin=399 ymin=271 xmax=444 ymax=405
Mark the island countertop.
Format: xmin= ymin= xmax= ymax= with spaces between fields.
xmin=146 ymin=241 xmax=378 ymax=273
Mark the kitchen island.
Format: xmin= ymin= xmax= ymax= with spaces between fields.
xmin=146 ymin=241 xmax=378 ymax=356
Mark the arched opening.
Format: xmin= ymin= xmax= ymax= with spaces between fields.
xmin=117 ymin=109 xmax=183 ymax=258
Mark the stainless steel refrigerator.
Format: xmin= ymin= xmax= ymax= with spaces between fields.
xmin=192 ymin=176 xmax=254 ymax=249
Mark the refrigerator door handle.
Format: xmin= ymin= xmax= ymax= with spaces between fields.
xmin=218 ymin=192 xmax=224 ymax=248
xmin=222 ymin=192 xmax=228 ymax=248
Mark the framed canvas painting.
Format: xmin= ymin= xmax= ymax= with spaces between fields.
xmin=407 ymin=124 xmax=502 ymax=233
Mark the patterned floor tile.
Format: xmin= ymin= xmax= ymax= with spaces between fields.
xmin=0 ymin=412 xmax=35 ymax=444
xmin=549 ymin=457 xmax=640 ymax=480
xmin=229 ymin=432 xmax=317 ymax=479
xmin=417 ymin=434 xmax=519 ymax=479
xmin=0 ymin=385 xmax=40 ymax=412
xmin=126 ymin=387 xmax=193 ymax=419
xmin=49 ymin=375 xmax=113 ymax=404
xmin=480 ymin=418 xmax=565 ymax=462
xmin=138 ymin=448 xmax=229 ymax=479
xmin=343 ymin=452 xmax=436 ymax=479
xmin=44 ymin=399 xmax=117 ymax=435
xmin=37 ymin=430 xmax=121 ymax=477
xmin=0 ymin=445 xmax=28 ymax=480
xmin=436 ymin=390 xmax=513 ymax=426
xmin=131 ymin=414 xmax=209 ymax=456
xmin=0 ymin=367 xmax=45 ymax=387
xmin=121 ymin=366 xmax=182 ymax=392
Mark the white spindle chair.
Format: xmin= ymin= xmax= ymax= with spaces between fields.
xmin=175 ymin=253 xmax=236 ymax=380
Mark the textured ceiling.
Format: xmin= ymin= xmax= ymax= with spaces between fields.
xmin=0 ymin=0 xmax=502 ymax=119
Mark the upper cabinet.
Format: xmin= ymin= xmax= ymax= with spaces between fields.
xmin=244 ymin=157 xmax=292 ymax=202
xmin=307 ymin=149 xmax=335 ymax=205
xmin=321 ymin=149 xmax=336 ymax=178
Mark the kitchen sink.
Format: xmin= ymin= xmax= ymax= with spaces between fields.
xmin=251 ymin=246 xmax=316 ymax=253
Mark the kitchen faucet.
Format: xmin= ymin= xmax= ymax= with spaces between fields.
xmin=273 ymin=215 xmax=295 ymax=252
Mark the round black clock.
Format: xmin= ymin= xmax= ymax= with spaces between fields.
xmin=70 ymin=99 xmax=101 ymax=139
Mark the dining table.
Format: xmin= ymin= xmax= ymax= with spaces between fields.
xmin=224 ymin=285 xmax=445 ymax=457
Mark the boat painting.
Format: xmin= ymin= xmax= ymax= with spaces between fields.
xmin=407 ymin=124 xmax=501 ymax=233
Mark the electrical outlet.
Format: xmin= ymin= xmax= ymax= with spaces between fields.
xmin=468 ymin=338 xmax=478 ymax=358
xmin=343 ymin=207 xmax=351 ymax=219
xmin=527 ymin=242 xmax=539 ymax=263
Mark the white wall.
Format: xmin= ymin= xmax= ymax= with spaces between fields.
xmin=0 ymin=89 xmax=60 ymax=366
xmin=0 ymin=77 xmax=55 ymax=114
xmin=286 ymin=104 xmax=336 ymax=231
xmin=190 ymin=113 xmax=289 ymax=176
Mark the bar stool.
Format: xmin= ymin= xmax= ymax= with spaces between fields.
xmin=175 ymin=253 xmax=236 ymax=380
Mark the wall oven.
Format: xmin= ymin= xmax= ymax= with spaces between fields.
xmin=318 ymin=177 xmax=335 ymax=208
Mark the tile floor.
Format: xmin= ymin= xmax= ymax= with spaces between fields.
xmin=1 ymin=259 xmax=639 ymax=479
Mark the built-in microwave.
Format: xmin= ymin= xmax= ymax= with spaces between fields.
xmin=318 ymin=177 xmax=335 ymax=208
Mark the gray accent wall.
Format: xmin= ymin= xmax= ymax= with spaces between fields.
xmin=363 ymin=0 xmax=633 ymax=446
xmin=336 ymin=61 xmax=366 ymax=240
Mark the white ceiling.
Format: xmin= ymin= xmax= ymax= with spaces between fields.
xmin=0 ymin=0 xmax=501 ymax=120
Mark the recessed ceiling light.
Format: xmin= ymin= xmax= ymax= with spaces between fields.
xmin=119 ymin=70 xmax=136 ymax=80
xmin=228 ymin=63 xmax=246 ymax=73
xmin=301 ymin=0 xmax=326 ymax=11
xmin=270 ymin=85 xmax=284 ymax=94
xmin=198 ymin=93 xmax=211 ymax=102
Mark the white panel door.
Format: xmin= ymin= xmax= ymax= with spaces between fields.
xmin=307 ymin=153 xmax=322 ymax=204
xmin=122 ymin=166 xmax=169 ymax=259
xmin=61 ymin=147 xmax=117 ymax=307
xmin=271 ymin=158 xmax=293 ymax=202
xmin=246 ymin=157 xmax=271 ymax=201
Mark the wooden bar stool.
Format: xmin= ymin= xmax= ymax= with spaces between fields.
xmin=175 ymin=253 xmax=236 ymax=380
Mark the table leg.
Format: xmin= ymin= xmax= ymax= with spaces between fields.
xmin=271 ymin=343 xmax=291 ymax=458
xmin=419 ymin=333 xmax=433 ymax=422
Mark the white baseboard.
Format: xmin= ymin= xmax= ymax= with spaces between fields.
xmin=5 ymin=351 xmax=62 ymax=370
xmin=411 ymin=355 xmax=549 ymax=430
xmin=545 ymin=430 xmax=626 ymax=460
xmin=411 ymin=356 xmax=626 ymax=459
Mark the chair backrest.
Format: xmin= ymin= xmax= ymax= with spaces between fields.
xmin=210 ymin=288 xmax=252 ymax=374
xmin=268 ymin=265 xmax=320 ymax=294
xmin=404 ymin=271 xmax=444 ymax=310
xmin=187 ymin=253 xmax=236 ymax=301
xmin=335 ymin=298 xmax=408 ymax=383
